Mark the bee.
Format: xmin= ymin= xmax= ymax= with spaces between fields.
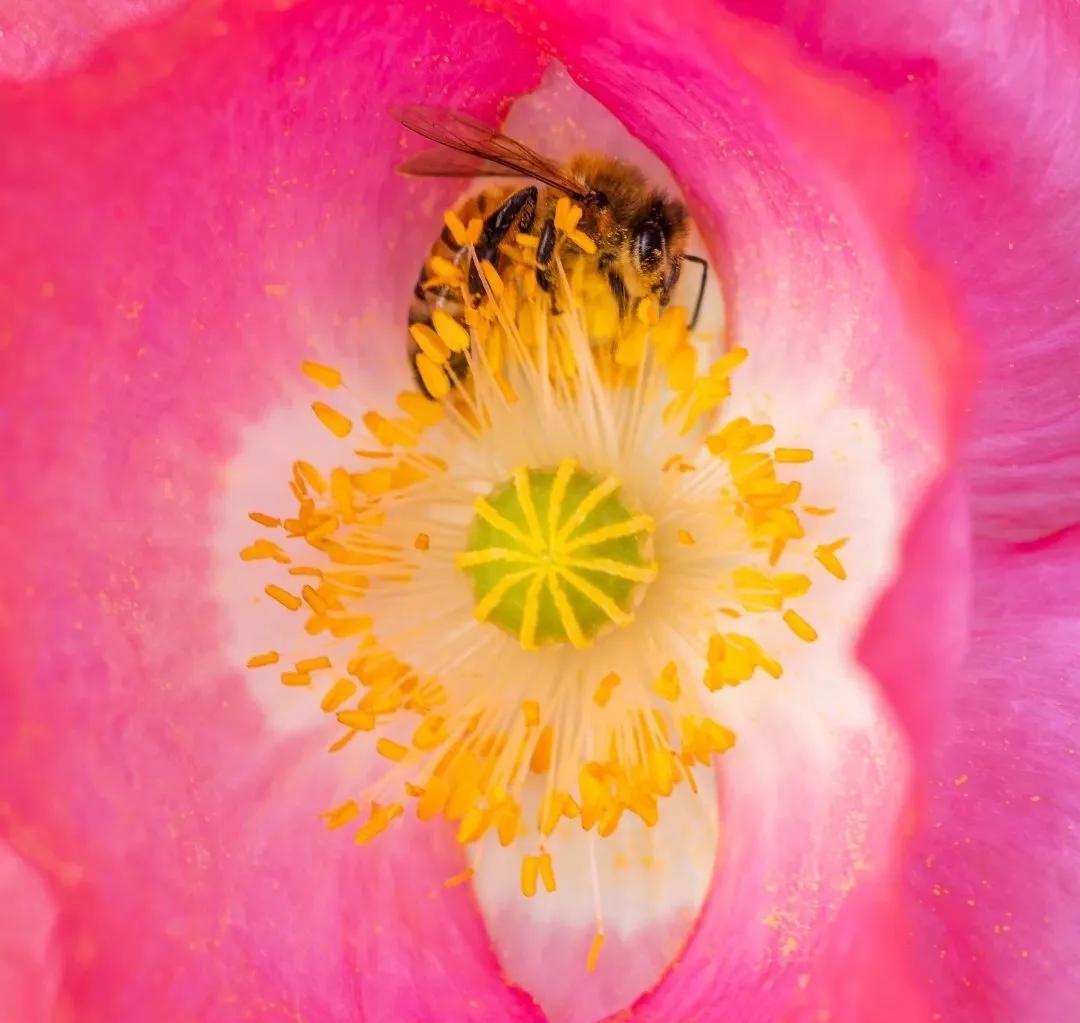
xmin=394 ymin=105 xmax=709 ymax=393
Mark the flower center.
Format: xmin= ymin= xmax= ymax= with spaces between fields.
xmin=460 ymin=462 xmax=656 ymax=648
xmin=242 ymin=198 xmax=851 ymax=971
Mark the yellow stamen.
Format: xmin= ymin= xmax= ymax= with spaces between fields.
xmin=245 ymin=201 xmax=846 ymax=903
xmin=774 ymin=447 xmax=814 ymax=463
xmin=783 ymin=609 xmax=818 ymax=642
xmin=587 ymin=932 xmax=605 ymax=972
xmin=301 ymin=360 xmax=343 ymax=388
xmin=264 ymin=583 xmax=302 ymax=611
xmin=815 ymin=538 xmax=849 ymax=580
xmin=321 ymin=677 xmax=358 ymax=712
xmin=311 ymin=401 xmax=353 ymax=438
xmin=432 ymin=309 xmax=471 ymax=353
xmin=246 ymin=650 xmax=279 ymax=668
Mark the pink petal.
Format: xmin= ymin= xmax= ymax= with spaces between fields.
xmin=0 ymin=2 xmax=550 ymax=1018
xmin=0 ymin=0 xmax=181 ymax=80
xmin=0 ymin=842 xmax=61 ymax=1023
xmin=723 ymin=0 xmax=1080 ymax=541
xmin=906 ymin=527 xmax=1080 ymax=1020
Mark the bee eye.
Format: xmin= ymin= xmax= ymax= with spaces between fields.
xmin=632 ymin=222 xmax=666 ymax=274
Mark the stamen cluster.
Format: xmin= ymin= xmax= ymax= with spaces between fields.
xmin=244 ymin=204 xmax=847 ymax=913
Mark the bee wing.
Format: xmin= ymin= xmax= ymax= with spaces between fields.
xmin=396 ymin=149 xmax=531 ymax=179
xmin=393 ymin=105 xmax=589 ymax=199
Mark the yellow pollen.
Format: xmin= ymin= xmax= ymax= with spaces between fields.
xmin=311 ymin=401 xmax=353 ymax=438
xmin=322 ymin=800 xmax=359 ymax=829
xmin=321 ymin=677 xmax=358 ymax=711
xmin=248 ymin=511 xmax=281 ymax=528
xmin=301 ymin=360 xmax=343 ymax=388
xmin=815 ymin=538 xmax=849 ymax=580
xmin=264 ymin=583 xmax=302 ymax=611
xmin=414 ymin=532 xmax=430 ymax=551
xmin=246 ymin=650 xmax=279 ymax=668
xmin=774 ymin=447 xmax=814 ymax=463
xmin=783 ymin=609 xmax=818 ymax=642
xmin=587 ymin=932 xmax=605 ymax=973
xmin=593 ymin=672 xmax=620 ymax=707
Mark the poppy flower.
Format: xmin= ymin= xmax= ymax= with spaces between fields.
xmin=1 ymin=2 xmax=1076 ymax=1022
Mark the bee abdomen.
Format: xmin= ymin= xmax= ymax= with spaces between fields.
xmin=407 ymin=186 xmax=516 ymax=394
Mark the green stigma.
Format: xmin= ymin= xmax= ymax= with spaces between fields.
xmin=457 ymin=460 xmax=657 ymax=649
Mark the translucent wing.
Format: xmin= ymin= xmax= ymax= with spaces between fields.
xmin=393 ymin=105 xmax=589 ymax=199
xmin=396 ymin=150 xmax=530 ymax=179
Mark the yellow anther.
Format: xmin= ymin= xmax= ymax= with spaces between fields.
xmin=432 ymin=309 xmax=471 ymax=353
xmin=376 ymin=738 xmax=409 ymax=762
xmin=264 ymin=583 xmax=302 ymax=611
xmin=480 ymin=259 xmax=504 ymax=297
xmin=336 ymin=709 xmax=375 ymax=731
xmin=783 ymin=609 xmax=818 ymax=642
xmin=593 ymin=672 xmax=620 ymax=707
xmin=652 ymin=661 xmax=681 ymax=701
xmin=311 ymin=401 xmax=352 ymax=438
xmin=443 ymin=208 xmax=469 ymax=246
xmin=321 ymin=677 xmax=358 ymax=712
xmin=415 ymin=353 xmax=450 ymax=398
xmin=355 ymin=802 xmax=403 ymax=845
xmin=410 ymin=322 xmax=449 ymax=365
xmin=301 ymin=360 xmax=342 ymax=388
xmin=587 ymin=932 xmax=605 ymax=972
xmin=322 ymin=800 xmax=359 ymax=830
xmin=774 ymin=447 xmax=814 ymax=463
xmin=521 ymin=855 xmax=540 ymax=897
xmin=815 ymin=538 xmax=849 ymax=580
xmin=246 ymin=650 xmax=279 ymax=669
xmin=240 ymin=539 xmax=289 ymax=563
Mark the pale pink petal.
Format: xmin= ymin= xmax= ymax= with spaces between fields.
xmin=0 ymin=842 xmax=61 ymax=1023
xmin=0 ymin=2 xmax=549 ymax=1018
xmin=0 ymin=0 xmax=182 ymax=80
xmin=723 ymin=0 xmax=1080 ymax=541
xmin=906 ymin=527 xmax=1080 ymax=1020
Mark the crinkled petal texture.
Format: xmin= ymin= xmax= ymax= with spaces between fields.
xmin=0 ymin=2 xmax=1075 ymax=1023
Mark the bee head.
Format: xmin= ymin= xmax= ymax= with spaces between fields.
xmin=629 ymin=196 xmax=689 ymax=305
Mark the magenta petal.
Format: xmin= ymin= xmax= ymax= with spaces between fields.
xmin=0 ymin=2 xmax=549 ymax=1018
xmin=906 ymin=527 xmax=1080 ymax=1020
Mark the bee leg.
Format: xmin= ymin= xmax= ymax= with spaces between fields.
xmin=605 ymin=271 xmax=630 ymax=318
xmin=534 ymin=215 xmax=559 ymax=311
xmin=468 ymin=186 xmax=538 ymax=295
xmin=682 ymin=253 xmax=709 ymax=330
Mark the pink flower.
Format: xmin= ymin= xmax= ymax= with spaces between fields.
xmin=1 ymin=2 xmax=1077 ymax=1022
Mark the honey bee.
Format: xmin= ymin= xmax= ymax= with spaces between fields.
xmin=394 ymin=105 xmax=708 ymax=393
